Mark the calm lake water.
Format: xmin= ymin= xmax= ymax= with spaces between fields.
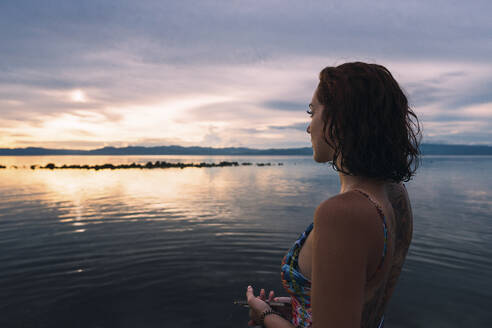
xmin=0 ymin=155 xmax=491 ymax=328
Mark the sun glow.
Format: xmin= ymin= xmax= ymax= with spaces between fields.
xmin=70 ymin=89 xmax=87 ymax=102
xmin=0 ymin=94 xmax=237 ymax=149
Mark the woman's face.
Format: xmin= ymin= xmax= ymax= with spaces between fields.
xmin=307 ymin=88 xmax=335 ymax=163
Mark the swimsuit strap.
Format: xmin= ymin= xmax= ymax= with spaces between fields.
xmin=352 ymin=189 xmax=385 ymax=219
xmin=352 ymin=189 xmax=388 ymax=282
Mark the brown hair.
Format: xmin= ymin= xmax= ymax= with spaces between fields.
xmin=316 ymin=62 xmax=421 ymax=182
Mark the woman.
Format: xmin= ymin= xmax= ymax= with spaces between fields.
xmin=245 ymin=62 xmax=421 ymax=328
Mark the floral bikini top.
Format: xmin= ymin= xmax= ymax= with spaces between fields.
xmin=280 ymin=189 xmax=388 ymax=328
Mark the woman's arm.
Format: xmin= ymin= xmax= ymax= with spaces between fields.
xmin=245 ymin=287 xmax=295 ymax=328
xmin=263 ymin=313 xmax=296 ymax=328
xmin=311 ymin=197 xmax=372 ymax=328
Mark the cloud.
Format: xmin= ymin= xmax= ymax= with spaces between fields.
xmin=262 ymin=101 xmax=307 ymax=112
xmin=2 ymin=0 xmax=491 ymax=76
xmin=1 ymin=1 xmax=491 ymax=147
xmin=200 ymin=125 xmax=224 ymax=147
xmin=423 ymin=120 xmax=491 ymax=145
xmin=268 ymin=123 xmax=308 ymax=132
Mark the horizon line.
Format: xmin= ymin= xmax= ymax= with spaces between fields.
xmin=0 ymin=142 xmax=491 ymax=152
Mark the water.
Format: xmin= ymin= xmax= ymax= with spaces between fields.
xmin=0 ymin=155 xmax=491 ymax=328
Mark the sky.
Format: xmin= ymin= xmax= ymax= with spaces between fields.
xmin=1 ymin=0 xmax=491 ymax=150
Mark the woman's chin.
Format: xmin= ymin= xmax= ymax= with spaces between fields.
xmin=313 ymin=151 xmax=331 ymax=163
xmin=313 ymin=152 xmax=324 ymax=163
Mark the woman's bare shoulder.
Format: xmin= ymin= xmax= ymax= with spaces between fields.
xmin=314 ymin=191 xmax=378 ymax=229
xmin=316 ymin=190 xmax=377 ymax=213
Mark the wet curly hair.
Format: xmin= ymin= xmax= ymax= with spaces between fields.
xmin=316 ymin=61 xmax=422 ymax=182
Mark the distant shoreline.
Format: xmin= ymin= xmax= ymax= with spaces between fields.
xmin=0 ymin=161 xmax=282 ymax=170
xmin=0 ymin=143 xmax=491 ymax=156
xmin=0 ymin=155 xmax=490 ymax=170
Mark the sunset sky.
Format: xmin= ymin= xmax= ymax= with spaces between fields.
xmin=1 ymin=0 xmax=491 ymax=149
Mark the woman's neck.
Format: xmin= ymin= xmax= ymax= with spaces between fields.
xmin=338 ymin=172 xmax=386 ymax=194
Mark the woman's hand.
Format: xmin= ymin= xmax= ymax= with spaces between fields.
xmin=246 ymin=286 xmax=272 ymax=326
xmin=245 ymin=286 xmax=292 ymax=326
xmin=271 ymin=295 xmax=292 ymax=322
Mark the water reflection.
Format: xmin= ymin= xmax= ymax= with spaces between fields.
xmin=0 ymin=155 xmax=491 ymax=327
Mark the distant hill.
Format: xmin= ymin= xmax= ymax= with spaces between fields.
xmin=419 ymin=144 xmax=492 ymax=155
xmin=0 ymin=144 xmax=491 ymax=156
xmin=0 ymin=146 xmax=313 ymax=156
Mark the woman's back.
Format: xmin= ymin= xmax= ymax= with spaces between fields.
xmin=360 ymin=182 xmax=413 ymax=327
xmin=288 ymin=182 xmax=413 ymax=328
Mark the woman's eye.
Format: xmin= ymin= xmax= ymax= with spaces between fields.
xmin=306 ymin=109 xmax=313 ymax=117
